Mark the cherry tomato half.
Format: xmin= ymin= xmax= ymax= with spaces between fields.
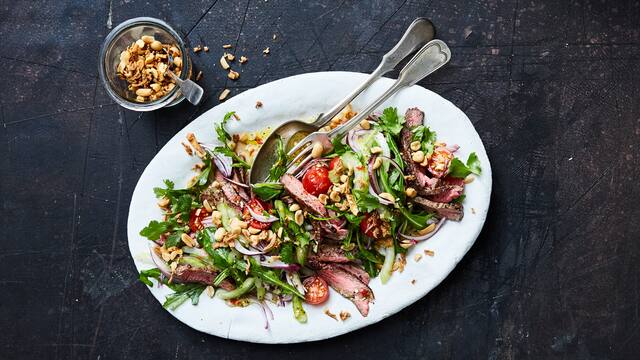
xmin=188 ymin=208 xmax=210 ymax=232
xmin=302 ymin=165 xmax=332 ymax=196
xmin=243 ymin=198 xmax=273 ymax=230
xmin=329 ymin=157 xmax=341 ymax=170
xmin=360 ymin=212 xmax=378 ymax=238
xmin=303 ymin=276 xmax=330 ymax=305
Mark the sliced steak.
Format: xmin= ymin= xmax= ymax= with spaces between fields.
xmin=280 ymin=174 xmax=328 ymax=217
xmin=232 ymin=169 xmax=250 ymax=201
xmin=174 ymin=265 xmax=236 ymax=290
xmin=308 ymin=259 xmax=374 ymax=316
xmin=318 ymin=221 xmax=349 ymax=241
xmin=215 ymin=170 xmax=244 ymax=210
xmin=314 ymin=244 xmax=350 ymax=263
xmin=429 ymin=177 xmax=464 ymax=203
xmin=400 ymin=108 xmax=439 ymax=192
xmin=336 ymin=263 xmax=370 ymax=284
xmin=413 ymin=196 xmax=464 ymax=221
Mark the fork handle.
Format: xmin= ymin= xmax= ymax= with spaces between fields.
xmin=311 ymin=18 xmax=435 ymax=128
xmin=328 ymin=39 xmax=451 ymax=141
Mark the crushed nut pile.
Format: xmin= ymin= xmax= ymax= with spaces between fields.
xmin=117 ymin=35 xmax=182 ymax=102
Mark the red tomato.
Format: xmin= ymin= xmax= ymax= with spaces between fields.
xmin=329 ymin=157 xmax=341 ymax=170
xmin=360 ymin=212 xmax=377 ymax=237
xmin=302 ymin=165 xmax=331 ymax=196
xmin=188 ymin=208 xmax=210 ymax=232
xmin=243 ymin=198 xmax=273 ymax=230
xmin=303 ymin=276 xmax=329 ymax=305
xmin=428 ymin=147 xmax=453 ymax=178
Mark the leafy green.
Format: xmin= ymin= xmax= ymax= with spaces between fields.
xmin=377 ymin=107 xmax=405 ymax=136
xmin=213 ymin=146 xmax=250 ymax=169
xmin=139 ymin=220 xmax=171 ymax=240
xmin=353 ymin=188 xmax=383 ymax=213
xmin=247 ymin=257 xmax=304 ymax=298
xmin=267 ymin=136 xmax=288 ymax=181
xmin=398 ymin=207 xmax=433 ymax=230
xmin=331 ymin=136 xmax=350 ymax=156
xmin=139 ymin=268 xmax=161 ymax=287
xmin=217 ymin=277 xmax=255 ymax=300
xmin=171 ymin=194 xmax=195 ymax=223
xmin=451 ymin=194 xmax=466 ymax=204
xmin=279 ymin=242 xmax=295 ymax=264
xmin=215 ymin=111 xmax=235 ymax=142
xmin=411 ymin=125 xmax=437 ymax=158
xmin=252 ymin=182 xmax=284 ymax=201
xmin=386 ymin=134 xmax=405 ymax=170
xmin=292 ymin=296 xmax=307 ymax=323
xmin=448 ymin=152 xmax=481 ymax=178
xmin=163 ymin=284 xmax=206 ymax=310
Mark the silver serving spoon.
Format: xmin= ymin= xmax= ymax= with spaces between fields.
xmin=249 ymin=18 xmax=435 ymax=185
xmin=167 ymin=53 xmax=204 ymax=105
xmin=286 ymin=39 xmax=451 ymax=176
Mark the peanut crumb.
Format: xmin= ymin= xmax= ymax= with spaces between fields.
xmin=324 ymin=308 xmax=338 ymax=321
xmin=232 ymin=113 xmax=241 ymax=121
xmin=411 ymin=279 xmax=416 ymax=285
xmin=339 ymin=310 xmax=351 ymax=321
xmin=223 ymin=44 xmax=232 ymax=49
xmin=424 ymin=249 xmax=435 ymax=257
xmin=263 ymin=47 xmax=270 ymax=55
xmin=203 ymin=46 xmax=209 ymax=52
xmin=471 ymin=208 xmax=476 ymax=214
xmin=219 ymin=89 xmax=231 ymax=101
xmin=193 ymin=45 xmax=202 ymax=53
xmin=195 ymin=70 xmax=203 ymax=81
xmin=181 ymin=142 xmax=193 ymax=156
xmin=414 ymin=254 xmax=422 ymax=262
xmin=255 ymin=101 xmax=263 ymax=108
xmin=239 ymin=55 xmax=248 ymax=64
xmin=228 ymin=69 xmax=240 ymax=80
xmin=272 ymin=33 xmax=277 ymax=40
xmin=224 ymin=52 xmax=235 ymax=61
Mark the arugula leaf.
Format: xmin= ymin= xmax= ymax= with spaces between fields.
xmin=448 ymin=152 xmax=481 ymax=178
xmin=140 ymin=220 xmax=171 ymax=240
xmin=267 ymin=136 xmax=287 ymax=181
xmin=252 ymin=182 xmax=284 ymax=201
xmin=386 ymin=134 xmax=405 ymax=170
xmin=331 ymin=136 xmax=350 ymax=156
xmin=163 ymin=284 xmax=206 ymax=310
xmin=279 ymin=242 xmax=295 ymax=264
xmin=172 ymin=194 xmax=195 ymax=223
xmin=164 ymin=231 xmax=184 ymax=248
xmin=215 ymin=111 xmax=235 ymax=143
xmin=247 ymin=257 xmax=304 ymax=298
xmin=399 ymin=207 xmax=434 ymax=230
xmin=214 ymin=146 xmax=250 ymax=169
xmin=139 ymin=268 xmax=161 ymax=286
xmin=377 ymin=107 xmax=405 ymax=136
xmin=153 ymin=179 xmax=175 ymax=197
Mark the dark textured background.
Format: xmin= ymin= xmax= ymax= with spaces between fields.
xmin=1 ymin=0 xmax=639 ymax=359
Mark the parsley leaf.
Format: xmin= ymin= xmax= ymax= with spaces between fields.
xmin=353 ymin=188 xmax=383 ymax=213
xmin=377 ymin=107 xmax=405 ymax=136
xmin=411 ymin=125 xmax=437 ymax=158
xmin=448 ymin=152 xmax=481 ymax=178
xmin=331 ymin=136 xmax=350 ymax=156
xmin=279 ymin=242 xmax=295 ymax=264
xmin=140 ymin=220 xmax=171 ymax=240
xmin=164 ymin=231 xmax=184 ymax=248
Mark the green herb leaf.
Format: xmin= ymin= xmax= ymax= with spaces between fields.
xmin=163 ymin=284 xmax=206 ymax=310
xmin=164 ymin=231 xmax=184 ymax=248
xmin=331 ymin=136 xmax=350 ymax=156
xmin=139 ymin=268 xmax=161 ymax=287
xmin=353 ymin=188 xmax=383 ymax=213
xmin=139 ymin=220 xmax=171 ymax=240
xmin=377 ymin=107 xmax=405 ymax=136
xmin=279 ymin=242 xmax=295 ymax=264
xmin=215 ymin=111 xmax=235 ymax=143
xmin=214 ymin=146 xmax=251 ymax=169
xmin=252 ymin=182 xmax=284 ymax=201
xmin=267 ymin=136 xmax=288 ymax=181
xmin=451 ymin=194 xmax=466 ymax=203
xmin=411 ymin=125 xmax=437 ymax=158
xmin=448 ymin=152 xmax=481 ymax=178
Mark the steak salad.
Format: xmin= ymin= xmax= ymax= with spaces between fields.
xmin=138 ymin=106 xmax=481 ymax=327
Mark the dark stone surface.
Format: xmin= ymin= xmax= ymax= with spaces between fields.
xmin=1 ymin=0 xmax=639 ymax=359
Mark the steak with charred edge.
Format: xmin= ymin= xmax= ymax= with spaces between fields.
xmin=400 ymin=108 xmax=439 ymax=192
xmin=174 ymin=265 xmax=235 ymax=290
xmin=311 ymin=244 xmax=350 ymax=263
xmin=429 ymin=177 xmax=465 ymax=203
xmin=215 ymin=171 xmax=244 ymax=210
xmin=413 ymin=196 xmax=464 ymax=221
xmin=307 ymin=258 xmax=374 ymax=316
xmin=281 ymin=174 xmax=327 ymax=216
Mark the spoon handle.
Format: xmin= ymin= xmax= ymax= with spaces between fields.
xmin=329 ymin=40 xmax=451 ymax=140
xmin=311 ymin=18 xmax=435 ymax=128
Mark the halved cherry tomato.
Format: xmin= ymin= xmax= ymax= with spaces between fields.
xmin=360 ymin=212 xmax=377 ymax=237
xmin=303 ymin=276 xmax=329 ymax=305
xmin=188 ymin=208 xmax=210 ymax=232
xmin=243 ymin=198 xmax=273 ymax=229
xmin=427 ymin=146 xmax=453 ymax=178
xmin=329 ymin=157 xmax=341 ymax=170
xmin=302 ymin=165 xmax=331 ymax=196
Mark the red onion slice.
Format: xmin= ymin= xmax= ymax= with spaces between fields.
xmin=247 ymin=204 xmax=278 ymax=223
xmin=148 ymin=244 xmax=172 ymax=278
xmin=252 ymin=255 xmax=301 ymax=271
xmin=399 ymin=218 xmax=447 ymax=242
xmin=182 ymin=246 xmax=209 ymax=258
xmin=234 ymin=241 xmax=265 ymax=255
xmin=224 ymin=176 xmax=250 ymax=189
xmin=212 ymin=152 xmax=233 ymax=178
xmin=347 ymin=129 xmax=390 ymax=158
xmin=367 ymin=155 xmax=393 ymax=205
